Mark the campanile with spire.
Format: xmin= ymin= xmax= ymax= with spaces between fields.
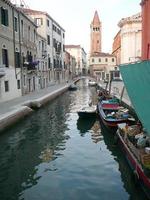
xmin=90 ymin=11 xmax=102 ymax=55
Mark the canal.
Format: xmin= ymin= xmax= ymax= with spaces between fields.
xmin=0 ymin=79 xmax=148 ymax=200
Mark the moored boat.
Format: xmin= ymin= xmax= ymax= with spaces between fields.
xmin=68 ymin=83 xmax=77 ymax=91
xmin=97 ymin=99 xmax=135 ymax=128
xmin=77 ymin=105 xmax=97 ymax=118
xmin=118 ymin=61 xmax=150 ymax=198
xmin=117 ymin=123 xmax=150 ymax=198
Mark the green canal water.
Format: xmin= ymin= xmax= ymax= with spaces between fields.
xmin=0 ymin=79 xmax=148 ymax=200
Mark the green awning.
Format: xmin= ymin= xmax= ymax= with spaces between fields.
xmin=120 ymin=61 xmax=150 ymax=136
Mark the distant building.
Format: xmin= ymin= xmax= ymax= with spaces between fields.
xmin=65 ymin=51 xmax=76 ymax=80
xmin=90 ymin=10 xmax=102 ymax=55
xmin=118 ymin=13 xmax=142 ymax=64
xmin=112 ymin=31 xmax=121 ymax=65
xmin=140 ymin=0 xmax=150 ymax=60
xmin=89 ymin=11 xmax=117 ymax=81
xmin=20 ymin=8 xmax=66 ymax=83
xmin=36 ymin=33 xmax=48 ymax=89
xmin=65 ymin=45 xmax=87 ymax=75
xmin=89 ymin=53 xmax=117 ymax=81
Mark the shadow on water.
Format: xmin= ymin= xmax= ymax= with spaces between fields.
xmin=99 ymin=120 xmax=148 ymax=200
xmin=77 ymin=117 xmax=96 ymax=136
xmin=0 ymin=96 xmax=71 ymax=200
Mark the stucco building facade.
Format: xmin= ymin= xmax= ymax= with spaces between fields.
xmin=65 ymin=45 xmax=87 ymax=75
xmin=112 ymin=31 xmax=121 ymax=65
xmin=0 ymin=0 xmax=38 ymax=102
xmin=118 ymin=13 xmax=142 ymax=64
xmin=21 ymin=8 xmax=66 ymax=84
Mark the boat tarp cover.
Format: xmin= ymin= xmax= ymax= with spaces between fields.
xmin=119 ymin=61 xmax=150 ymax=136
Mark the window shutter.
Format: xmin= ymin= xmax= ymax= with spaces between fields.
xmin=5 ymin=9 xmax=8 ymax=26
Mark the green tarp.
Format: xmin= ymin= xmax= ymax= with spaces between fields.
xmin=120 ymin=61 xmax=150 ymax=136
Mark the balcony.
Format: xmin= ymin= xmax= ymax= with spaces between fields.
xmin=24 ymin=61 xmax=39 ymax=71
xmin=0 ymin=65 xmax=6 ymax=78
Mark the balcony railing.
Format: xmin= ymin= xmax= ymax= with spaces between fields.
xmin=24 ymin=61 xmax=39 ymax=71
xmin=0 ymin=65 xmax=6 ymax=78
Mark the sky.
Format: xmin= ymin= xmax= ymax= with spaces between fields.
xmin=18 ymin=0 xmax=141 ymax=54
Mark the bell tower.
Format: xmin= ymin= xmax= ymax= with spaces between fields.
xmin=90 ymin=11 xmax=102 ymax=55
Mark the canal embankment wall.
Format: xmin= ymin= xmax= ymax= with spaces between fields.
xmin=0 ymin=79 xmax=80 ymax=133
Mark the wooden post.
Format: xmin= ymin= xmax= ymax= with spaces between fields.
xmin=120 ymin=86 xmax=125 ymax=102
xmin=108 ymin=79 xmax=112 ymax=95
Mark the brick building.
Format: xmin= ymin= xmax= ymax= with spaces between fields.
xmin=140 ymin=0 xmax=150 ymax=60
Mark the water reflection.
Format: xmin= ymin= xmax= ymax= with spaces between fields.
xmin=0 ymin=95 xmax=71 ymax=200
xmin=77 ymin=117 xmax=96 ymax=136
xmin=0 ymin=78 xmax=148 ymax=200
xmin=91 ymin=120 xmax=103 ymax=144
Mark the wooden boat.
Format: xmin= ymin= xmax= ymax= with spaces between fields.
xmin=77 ymin=105 xmax=97 ymax=118
xmin=68 ymin=83 xmax=77 ymax=91
xmin=116 ymin=123 xmax=150 ymax=198
xmin=97 ymin=99 xmax=135 ymax=128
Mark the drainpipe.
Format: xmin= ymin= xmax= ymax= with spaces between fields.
xmin=52 ymin=20 xmax=54 ymax=83
xmin=12 ymin=8 xmax=17 ymax=79
xmin=18 ymin=12 xmax=23 ymax=95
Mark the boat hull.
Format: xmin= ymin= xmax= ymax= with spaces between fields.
xmin=97 ymin=102 xmax=133 ymax=128
xmin=117 ymin=130 xmax=150 ymax=198
xmin=77 ymin=112 xmax=97 ymax=118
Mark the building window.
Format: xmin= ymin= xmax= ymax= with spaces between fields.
xmin=21 ymin=20 xmax=24 ymax=39
xmin=17 ymin=80 xmax=20 ymax=89
xmin=2 ymin=48 xmax=9 ymax=67
xmin=47 ymin=35 xmax=50 ymax=45
xmin=53 ymin=24 xmax=56 ymax=31
xmin=48 ymin=57 xmax=51 ymax=68
xmin=99 ymin=58 xmax=101 ymax=62
xmin=92 ymin=58 xmax=94 ymax=62
xmin=14 ymin=17 xmax=18 ymax=32
xmin=105 ymin=58 xmax=108 ymax=62
xmin=41 ymin=40 xmax=45 ymax=52
xmin=53 ymin=59 xmax=56 ymax=68
xmin=47 ymin=19 xmax=49 ymax=27
xmin=4 ymin=81 xmax=9 ymax=92
xmin=15 ymin=52 xmax=20 ymax=68
xmin=35 ymin=18 xmax=43 ymax=26
xmin=23 ymin=75 xmax=26 ymax=86
xmin=1 ymin=7 xmax=9 ymax=26
xmin=28 ymin=26 xmax=30 ymax=41
xmin=53 ymin=38 xmax=55 ymax=47
xmin=34 ymin=29 xmax=36 ymax=43
xmin=112 ymin=58 xmax=114 ymax=62
xmin=63 ymin=33 xmax=65 ymax=38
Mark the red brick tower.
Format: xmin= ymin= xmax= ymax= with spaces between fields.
xmin=90 ymin=11 xmax=102 ymax=55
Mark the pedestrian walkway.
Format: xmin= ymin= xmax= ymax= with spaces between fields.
xmin=0 ymin=81 xmax=73 ymax=132
xmin=0 ymin=82 xmax=69 ymax=116
xmin=97 ymin=80 xmax=132 ymax=107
